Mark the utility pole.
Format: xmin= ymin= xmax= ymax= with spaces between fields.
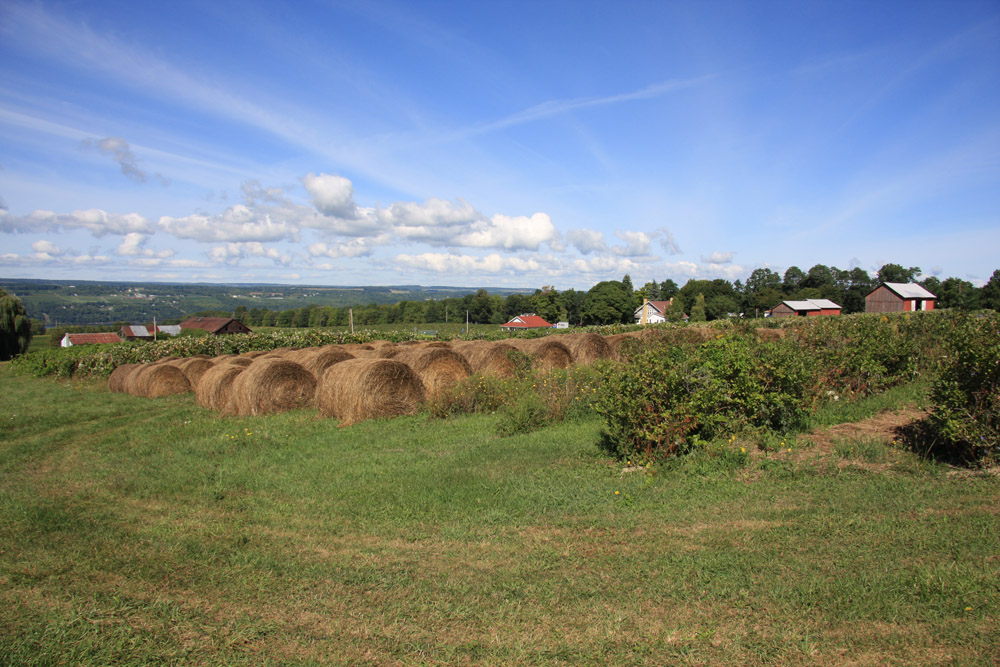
xmin=349 ymin=308 xmax=354 ymax=335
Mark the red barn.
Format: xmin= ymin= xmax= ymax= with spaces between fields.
xmin=179 ymin=317 xmax=253 ymax=335
xmin=769 ymin=299 xmax=842 ymax=318
xmin=865 ymin=283 xmax=936 ymax=313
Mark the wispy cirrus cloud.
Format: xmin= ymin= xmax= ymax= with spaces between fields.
xmin=456 ymin=75 xmax=716 ymax=139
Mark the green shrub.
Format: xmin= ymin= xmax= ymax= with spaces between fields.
xmin=595 ymin=334 xmax=811 ymax=462
xmin=428 ymin=374 xmax=518 ymax=418
xmin=494 ymin=393 xmax=548 ymax=437
xmin=922 ymin=312 xmax=1000 ymax=465
xmin=793 ymin=314 xmax=921 ymax=397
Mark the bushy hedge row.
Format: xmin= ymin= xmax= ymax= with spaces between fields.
xmin=596 ymin=333 xmax=811 ymax=460
xmin=595 ymin=312 xmax=951 ymax=461
xmin=923 ymin=312 xmax=1000 ymax=465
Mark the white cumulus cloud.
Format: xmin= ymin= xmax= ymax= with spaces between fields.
xmin=302 ymin=172 xmax=358 ymax=218
xmin=159 ymin=205 xmax=297 ymax=243
xmin=702 ymin=251 xmax=734 ymax=264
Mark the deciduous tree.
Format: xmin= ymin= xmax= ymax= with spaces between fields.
xmin=0 ymin=288 xmax=32 ymax=360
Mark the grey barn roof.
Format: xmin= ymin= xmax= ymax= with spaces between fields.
xmin=882 ymin=282 xmax=936 ymax=299
xmin=781 ymin=299 xmax=842 ymax=311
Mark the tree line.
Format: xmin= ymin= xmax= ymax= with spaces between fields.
xmin=10 ymin=262 xmax=1000 ymax=353
xmin=224 ymin=263 xmax=1000 ymax=328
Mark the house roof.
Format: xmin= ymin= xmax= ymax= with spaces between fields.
xmin=179 ymin=317 xmax=244 ymax=333
xmin=64 ymin=333 xmax=121 ymax=345
xmin=120 ymin=325 xmax=151 ymax=337
xmin=501 ymin=314 xmax=553 ymax=328
xmin=634 ymin=300 xmax=672 ymax=315
xmin=780 ymin=299 xmax=842 ymax=311
xmin=882 ymin=282 xmax=936 ymax=299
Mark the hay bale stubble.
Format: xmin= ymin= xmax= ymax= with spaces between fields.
xmin=196 ymin=364 xmax=246 ymax=412
xmin=283 ymin=346 xmax=355 ymax=379
xmin=127 ymin=363 xmax=191 ymax=398
xmin=451 ymin=341 xmax=526 ymax=378
xmin=559 ymin=333 xmax=612 ymax=365
xmin=230 ymin=358 xmax=317 ymax=416
xmin=317 ymin=358 xmax=426 ymax=426
xmin=108 ymin=363 xmax=142 ymax=393
xmin=390 ymin=347 xmax=472 ymax=398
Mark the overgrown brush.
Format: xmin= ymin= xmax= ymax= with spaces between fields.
xmin=920 ymin=312 xmax=1000 ymax=465
xmin=429 ymin=364 xmax=606 ymax=436
xmin=595 ymin=334 xmax=811 ymax=461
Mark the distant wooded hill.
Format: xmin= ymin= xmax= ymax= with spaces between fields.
xmin=0 ymin=279 xmax=532 ymax=327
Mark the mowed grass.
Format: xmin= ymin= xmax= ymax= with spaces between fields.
xmin=1 ymin=365 xmax=998 ymax=666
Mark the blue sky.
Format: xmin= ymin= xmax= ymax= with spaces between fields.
xmin=1 ymin=0 xmax=998 ymax=289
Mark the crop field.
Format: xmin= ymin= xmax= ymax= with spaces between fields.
xmin=2 ymin=313 xmax=999 ymax=665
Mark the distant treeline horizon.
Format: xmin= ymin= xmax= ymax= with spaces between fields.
xmin=27 ymin=263 xmax=1000 ymax=336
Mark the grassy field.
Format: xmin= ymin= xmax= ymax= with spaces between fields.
xmin=1 ymin=364 xmax=998 ymax=665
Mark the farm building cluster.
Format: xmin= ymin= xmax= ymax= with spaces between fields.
xmin=61 ymin=317 xmax=250 ymax=347
xmin=767 ymin=282 xmax=936 ymax=318
xmin=629 ymin=282 xmax=937 ymax=323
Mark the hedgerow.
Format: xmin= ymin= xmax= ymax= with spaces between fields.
xmin=594 ymin=312 xmax=953 ymax=461
xmin=595 ymin=333 xmax=812 ymax=461
xmin=921 ymin=312 xmax=1000 ymax=465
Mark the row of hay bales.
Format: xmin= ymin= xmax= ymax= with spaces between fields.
xmin=107 ymin=332 xmax=615 ymax=425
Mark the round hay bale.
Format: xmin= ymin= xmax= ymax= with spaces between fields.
xmin=283 ymin=346 xmax=355 ymax=378
xmin=241 ymin=350 xmax=270 ymax=359
xmin=451 ymin=341 xmax=525 ymax=378
xmin=317 ymin=358 xmax=426 ymax=426
xmin=176 ymin=357 xmax=216 ymax=389
xmin=196 ymin=364 xmax=246 ymax=412
xmin=123 ymin=363 xmax=155 ymax=396
xmin=559 ymin=333 xmax=612 ymax=365
xmin=507 ymin=338 xmax=573 ymax=371
xmin=604 ymin=333 xmax=649 ymax=361
xmin=229 ymin=358 xmax=317 ymax=416
xmin=108 ymin=363 xmax=142 ymax=393
xmin=145 ymin=364 xmax=192 ymax=398
xmin=128 ymin=363 xmax=191 ymax=398
xmin=390 ymin=347 xmax=472 ymax=398
xmin=223 ymin=356 xmax=254 ymax=368
xmin=341 ymin=343 xmax=375 ymax=353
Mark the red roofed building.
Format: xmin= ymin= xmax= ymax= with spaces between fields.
xmin=61 ymin=332 xmax=122 ymax=347
xmin=500 ymin=314 xmax=553 ymax=331
xmin=178 ymin=317 xmax=252 ymax=335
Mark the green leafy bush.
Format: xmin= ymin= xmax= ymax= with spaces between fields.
xmin=922 ymin=312 xmax=1000 ymax=465
xmin=792 ymin=314 xmax=923 ymax=397
xmin=596 ymin=334 xmax=811 ymax=461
